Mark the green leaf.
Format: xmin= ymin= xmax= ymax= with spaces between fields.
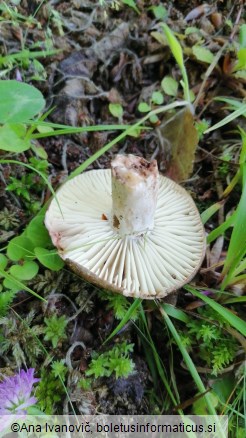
xmin=233 ymin=48 xmax=246 ymax=71
xmin=151 ymin=31 xmax=167 ymax=46
xmin=26 ymin=216 xmax=51 ymax=247
xmin=195 ymin=119 xmax=209 ymax=140
xmin=0 ymin=254 xmax=8 ymax=272
xmin=239 ymin=23 xmax=246 ymax=48
xmin=192 ymin=46 xmax=215 ymax=64
xmin=0 ymin=266 xmax=46 ymax=301
xmin=149 ymin=114 xmax=159 ymax=124
xmin=151 ymin=5 xmax=167 ymax=20
xmin=192 ymin=392 xmax=219 ymax=415
xmin=9 ymin=261 xmax=39 ymax=280
xmin=30 ymin=143 xmax=48 ymax=159
xmin=109 ymin=103 xmax=123 ymax=119
xmin=122 ymin=0 xmax=140 ymax=14
xmin=151 ymin=91 xmax=164 ymax=105
xmin=37 ymin=125 xmax=54 ymax=133
xmin=185 ymin=27 xmax=200 ymax=36
xmin=3 ymin=278 xmax=20 ymax=292
xmin=188 ymin=89 xmax=195 ymax=102
xmin=212 ymin=376 xmax=235 ymax=404
xmin=7 ymin=236 xmax=35 ymax=261
xmin=0 ymin=80 xmax=45 ymax=123
xmin=9 ymin=123 xmax=26 ymax=136
xmin=34 ymin=247 xmax=64 ymax=271
xmin=127 ymin=127 xmax=142 ymax=137
xmin=138 ymin=102 xmax=151 ymax=112
xmin=161 ymin=76 xmax=178 ymax=96
xmin=27 ymin=407 xmax=46 ymax=415
xmin=234 ymin=69 xmax=246 ymax=79
xmin=0 ymin=124 xmax=31 ymax=152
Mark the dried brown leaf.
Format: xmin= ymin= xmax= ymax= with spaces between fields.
xmin=209 ymin=236 xmax=224 ymax=267
xmin=156 ymin=108 xmax=199 ymax=182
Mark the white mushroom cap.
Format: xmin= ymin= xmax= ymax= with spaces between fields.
xmin=45 ymin=157 xmax=206 ymax=299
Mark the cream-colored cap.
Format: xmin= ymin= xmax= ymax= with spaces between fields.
xmin=45 ymin=162 xmax=205 ymax=299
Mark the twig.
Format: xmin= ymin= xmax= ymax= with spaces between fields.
xmin=193 ymin=41 xmax=228 ymax=110
xmin=229 ymin=3 xmax=243 ymax=43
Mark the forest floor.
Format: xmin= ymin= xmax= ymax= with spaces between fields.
xmin=0 ymin=1 xmax=245 ymax=434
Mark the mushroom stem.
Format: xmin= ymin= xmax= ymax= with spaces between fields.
xmin=111 ymin=154 xmax=159 ymax=236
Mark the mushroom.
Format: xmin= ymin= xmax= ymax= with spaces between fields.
xmin=45 ymin=154 xmax=206 ymax=299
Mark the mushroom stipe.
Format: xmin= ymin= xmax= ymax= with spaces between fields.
xmin=45 ymin=154 xmax=206 ymax=299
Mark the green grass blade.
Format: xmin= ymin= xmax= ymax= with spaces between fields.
xmin=137 ymin=335 xmax=159 ymax=389
xmin=162 ymin=24 xmax=190 ymax=102
xmin=214 ymin=97 xmax=246 ymax=114
xmin=103 ymin=298 xmax=142 ymax=344
xmin=162 ymin=24 xmax=184 ymax=71
xmin=201 ymin=201 xmax=225 ymax=224
xmin=159 ymin=305 xmax=218 ymax=416
xmin=30 ymin=124 xmax=138 ymax=139
xmin=162 ymin=303 xmax=189 ymax=323
xmin=238 ymin=127 xmax=246 ymax=164
xmin=138 ymin=305 xmax=179 ymax=407
xmin=224 ymin=296 xmax=246 ymax=304
xmin=205 ymin=105 xmax=246 ymax=133
xmin=221 ymin=164 xmax=246 ymax=288
xmin=69 ymin=100 xmax=189 ymax=178
xmin=28 ymin=119 xmax=138 ymax=129
xmin=207 ymin=212 xmax=236 ymax=244
xmin=0 ymin=49 xmax=61 ymax=67
xmin=226 ymin=274 xmax=246 ymax=285
xmin=0 ymin=267 xmax=46 ymax=302
xmin=0 ymin=159 xmax=56 ymax=201
xmin=0 ymin=159 xmax=63 ymax=218
xmin=222 ymin=169 xmax=241 ymax=197
xmin=185 ymin=285 xmax=246 ymax=337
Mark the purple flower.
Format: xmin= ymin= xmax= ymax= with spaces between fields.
xmin=0 ymin=368 xmax=40 ymax=415
xmin=201 ymin=290 xmax=214 ymax=296
xmin=15 ymin=69 xmax=22 ymax=82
